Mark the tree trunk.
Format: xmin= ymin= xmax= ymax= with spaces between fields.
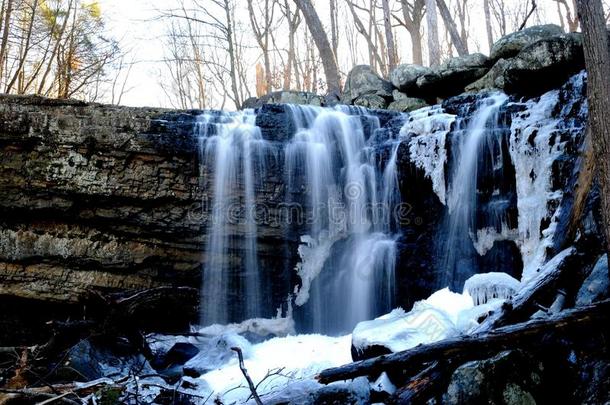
xmin=294 ymin=0 xmax=341 ymax=97
xmin=400 ymin=0 xmax=425 ymax=65
xmin=381 ymin=0 xmax=397 ymax=71
xmin=411 ymin=28 xmax=423 ymax=65
xmin=0 ymin=0 xmax=13 ymax=82
xmin=425 ymin=0 xmax=441 ymax=66
xmin=435 ymin=0 xmax=468 ymax=56
xmin=6 ymin=0 xmax=38 ymax=93
xmin=576 ymin=0 xmax=610 ymax=265
xmin=483 ymin=0 xmax=494 ymax=51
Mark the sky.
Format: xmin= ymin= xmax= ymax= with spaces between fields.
xmin=97 ymin=0 xmax=168 ymax=107
xmin=95 ymin=0 xmax=581 ymax=108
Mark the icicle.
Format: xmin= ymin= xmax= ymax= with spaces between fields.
xmin=463 ymin=272 xmax=521 ymax=306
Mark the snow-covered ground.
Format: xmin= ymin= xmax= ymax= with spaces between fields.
xmin=191 ymin=282 xmax=508 ymax=404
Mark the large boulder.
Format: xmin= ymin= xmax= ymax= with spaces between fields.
xmin=243 ymin=91 xmax=324 ymax=109
xmin=387 ymin=97 xmax=428 ymax=112
xmin=490 ymin=24 xmax=564 ymax=61
xmin=442 ymin=350 xmax=545 ymax=405
xmin=416 ymin=53 xmax=490 ymax=98
xmin=342 ymin=65 xmax=393 ymax=107
xmin=503 ymin=33 xmax=584 ymax=95
xmin=390 ymin=64 xmax=433 ymax=92
xmin=465 ymin=58 xmax=510 ymax=92
xmin=353 ymin=93 xmax=388 ymax=109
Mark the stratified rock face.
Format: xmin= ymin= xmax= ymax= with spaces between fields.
xmin=0 ymin=97 xmax=204 ymax=303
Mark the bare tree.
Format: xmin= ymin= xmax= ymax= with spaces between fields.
xmin=554 ymin=0 xmax=579 ymax=32
xmin=380 ymin=0 xmax=397 ymax=70
xmin=330 ymin=0 xmax=339 ymax=61
xmin=394 ymin=0 xmax=425 ymax=65
xmin=483 ymin=0 xmax=494 ymax=51
xmin=575 ymin=0 xmax=610 ymax=262
xmin=294 ymin=0 xmax=341 ymax=96
xmin=247 ymin=0 xmax=275 ymax=93
xmin=435 ymin=0 xmax=468 ymax=56
xmin=346 ymin=0 xmax=386 ymax=73
xmin=425 ymin=0 xmax=441 ymax=66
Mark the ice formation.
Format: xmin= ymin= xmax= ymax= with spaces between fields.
xmin=508 ymin=90 xmax=570 ymax=281
xmin=463 ymin=272 xmax=521 ymax=306
xmin=293 ymin=232 xmax=343 ymax=306
xmin=471 ymin=225 xmax=519 ymax=256
xmin=198 ymin=305 xmax=296 ymax=338
xmin=406 ymin=106 xmax=456 ymax=204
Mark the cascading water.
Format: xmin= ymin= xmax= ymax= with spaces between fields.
xmin=442 ymin=94 xmax=510 ymax=289
xmin=197 ymin=110 xmax=271 ymax=325
xmin=285 ymin=105 xmax=399 ymax=334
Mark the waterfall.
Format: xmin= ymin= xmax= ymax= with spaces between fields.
xmin=285 ymin=105 xmax=400 ymax=334
xmin=442 ymin=94 xmax=509 ymax=288
xmin=197 ymin=110 xmax=270 ymax=325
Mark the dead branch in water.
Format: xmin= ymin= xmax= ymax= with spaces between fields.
xmin=231 ymin=346 xmax=263 ymax=405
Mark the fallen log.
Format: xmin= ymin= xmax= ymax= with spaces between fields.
xmin=387 ymin=361 xmax=453 ymax=404
xmin=317 ymin=299 xmax=610 ymax=384
xmin=476 ymin=244 xmax=594 ymax=332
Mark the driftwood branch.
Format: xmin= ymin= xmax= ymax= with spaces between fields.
xmin=317 ymin=299 xmax=610 ymax=384
xmin=231 ymin=346 xmax=263 ymax=405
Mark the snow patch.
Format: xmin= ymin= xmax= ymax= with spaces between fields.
xmin=351 ymin=303 xmax=458 ymax=354
xmin=198 ymin=334 xmax=352 ymax=404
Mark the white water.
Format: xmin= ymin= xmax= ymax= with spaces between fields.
xmin=442 ymin=94 xmax=509 ymax=287
xmin=286 ymin=105 xmax=400 ymax=334
xmin=197 ymin=110 xmax=270 ymax=325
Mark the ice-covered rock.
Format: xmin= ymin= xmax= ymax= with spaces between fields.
xmin=405 ymin=106 xmax=456 ymax=204
xmin=463 ymin=272 xmax=521 ymax=306
xmin=183 ymin=333 xmax=252 ymax=377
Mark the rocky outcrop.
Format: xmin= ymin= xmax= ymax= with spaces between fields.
xmin=490 ymin=24 xmax=565 ymax=61
xmin=341 ymin=64 xmax=393 ymax=107
xmin=416 ymin=53 xmax=491 ymax=98
xmin=387 ymin=96 xmax=428 ymax=112
xmin=390 ymin=64 xmax=433 ymax=92
xmin=503 ymin=33 xmax=584 ymax=95
xmin=242 ymin=91 xmax=324 ymax=109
